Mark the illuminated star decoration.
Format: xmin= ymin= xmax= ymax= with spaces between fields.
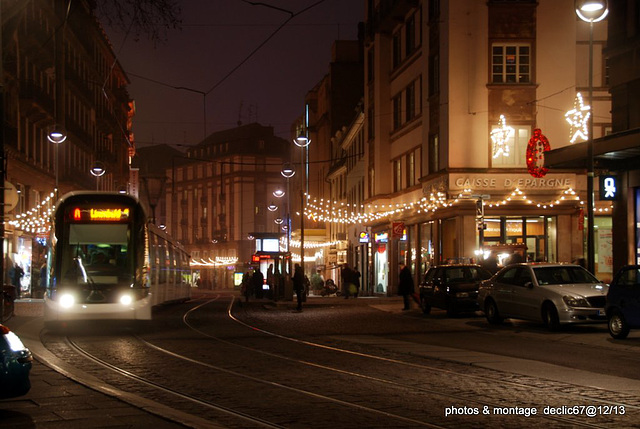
xmin=565 ymin=92 xmax=590 ymax=143
xmin=490 ymin=114 xmax=514 ymax=158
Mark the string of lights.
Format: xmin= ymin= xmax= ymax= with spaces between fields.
xmin=301 ymin=188 xmax=611 ymax=225
xmin=8 ymin=192 xmax=56 ymax=235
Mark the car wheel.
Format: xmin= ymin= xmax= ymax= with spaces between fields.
xmin=608 ymin=309 xmax=630 ymax=339
xmin=421 ymin=296 xmax=431 ymax=314
xmin=542 ymin=302 xmax=560 ymax=331
xmin=485 ymin=299 xmax=503 ymax=324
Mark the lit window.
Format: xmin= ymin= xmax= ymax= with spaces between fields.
xmin=491 ymin=126 xmax=531 ymax=167
xmin=492 ymin=44 xmax=530 ymax=84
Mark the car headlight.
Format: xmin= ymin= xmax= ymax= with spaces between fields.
xmin=119 ymin=294 xmax=133 ymax=306
xmin=59 ymin=293 xmax=75 ymax=308
xmin=563 ymin=295 xmax=589 ymax=307
xmin=1 ymin=326 xmax=27 ymax=352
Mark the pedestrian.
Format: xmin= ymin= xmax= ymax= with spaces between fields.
xmin=507 ymin=249 xmax=525 ymax=265
xmin=351 ymin=267 xmax=361 ymax=298
xmin=480 ymin=250 xmax=500 ymax=274
xmin=341 ymin=264 xmax=354 ymax=299
xmin=267 ymin=264 xmax=274 ymax=299
xmin=293 ymin=263 xmax=305 ymax=311
xmin=252 ymin=269 xmax=265 ymax=299
xmin=241 ymin=271 xmax=252 ymax=302
xmin=12 ymin=262 xmax=24 ymax=294
xmin=398 ymin=263 xmax=415 ymax=311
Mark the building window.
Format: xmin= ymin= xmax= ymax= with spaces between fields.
xmin=405 ymin=13 xmax=416 ymax=56
xmin=491 ymin=126 xmax=531 ymax=167
xmin=394 ymin=158 xmax=402 ymax=192
xmin=405 ymin=82 xmax=416 ymax=122
xmin=407 ymin=151 xmax=415 ymax=187
xmin=491 ymin=44 xmax=530 ymax=83
xmin=367 ymin=106 xmax=375 ymax=139
xmin=392 ymin=31 xmax=402 ymax=68
xmin=428 ymin=134 xmax=439 ymax=173
xmin=392 ymin=94 xmax=402 ymax=130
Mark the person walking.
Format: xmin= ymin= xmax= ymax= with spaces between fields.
xmin=398 ymin=263 xmax=415 ymax=311
xmin=341 ymin=264 xmax=353 ymax=299
xmin=351 ymin=267 xmax=361 ymax=298
xmin=480 ymin=250 xmax=500 ymax=274
xmin=293 ymin=263 xmax=305 ymax=312
xmin=252 ymin=268 xmax=265 ymax=299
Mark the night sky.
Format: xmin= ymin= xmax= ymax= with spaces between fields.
xmin=101 ymin=1 xmax=364 ymax=149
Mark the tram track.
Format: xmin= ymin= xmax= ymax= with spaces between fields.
xmin=56 ymin=295 xmax=639 ymax=428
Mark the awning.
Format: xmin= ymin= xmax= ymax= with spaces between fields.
xmin=545 ymin=127 xmax=640 ymax=172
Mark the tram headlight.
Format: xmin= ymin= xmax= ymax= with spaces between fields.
xmin=119 ymin=294 xmax=133 ymax=306
xmin=59 ymin=293 xmax=75 ymax=308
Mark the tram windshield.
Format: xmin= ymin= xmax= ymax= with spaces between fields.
xmin=62 ymin=223 xmax=133 ymax=286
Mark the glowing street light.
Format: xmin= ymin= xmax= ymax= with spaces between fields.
xmin=575 ymin=0 xmax=608 ymax=274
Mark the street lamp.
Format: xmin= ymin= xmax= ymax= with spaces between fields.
xmin=90 ymin=161 xmax=106 ymax=190
xmin=281 ymin=163 xmax=296 ymax=274
xmin=48 ymin=125 xmax=67 ymax=194
xmin=294 ymin=134 xmax=310 ymax=274
xmin=575 ymin=0 xmax=608 ymax=274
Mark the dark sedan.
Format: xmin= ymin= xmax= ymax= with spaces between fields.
xmin=0 ymin=324 xmax=32 ymax=399
xmin=420 ymin=265 xmax=492 ymax=316
xmin=606 ymin=265 xmax=640 ymax=339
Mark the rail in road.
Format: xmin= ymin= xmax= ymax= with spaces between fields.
xmin=27 ymin=293 xmax=639 ymax=428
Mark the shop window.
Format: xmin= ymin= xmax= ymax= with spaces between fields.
xmin=480 ymin=216 xmax=557 ymax=263
xmin=595 ymin=216 xmax=613 ymax=280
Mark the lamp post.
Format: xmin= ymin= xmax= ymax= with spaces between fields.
xmin=281 ymin=162 xmax=296 ymax=275
xmin=575 ymin=0 xmax=608 ymax=274
xmin=90 ymin=161 xmax=106 ymax=190
xmin=294 ymin=133 xmax=310 ymax=276
xmin=47 ymin=125 xmax=67 ymax=195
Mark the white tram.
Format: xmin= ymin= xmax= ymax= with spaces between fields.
xmin=44 ymin=192 xmax=191 ymax=323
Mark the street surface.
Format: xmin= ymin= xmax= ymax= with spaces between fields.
xmin=6 ymin=291 xmax=640 ymax=428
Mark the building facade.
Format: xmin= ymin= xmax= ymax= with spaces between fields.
xmin=357 ymin=0 xmax=612 ymax=293
xmin=3 ymin=0 xmax=133 ymax=296
xmin=165 ymin=123 xmax=290 ymax=289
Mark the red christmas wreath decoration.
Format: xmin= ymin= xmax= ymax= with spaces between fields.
xmin=526 ymin=129 xmax=550 ymax=178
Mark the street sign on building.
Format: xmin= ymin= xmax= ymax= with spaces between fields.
xmin=392 ymin=221 xmax=405 ymax=239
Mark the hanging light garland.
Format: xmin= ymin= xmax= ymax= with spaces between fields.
xmin=302 ymin=188 xmax=609 ymax=225
xmin=8 ymin=192 xmax=56 ymax=234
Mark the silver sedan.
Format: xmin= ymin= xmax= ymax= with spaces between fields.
xmin=478 ymin=263 xmax=608 ymax=330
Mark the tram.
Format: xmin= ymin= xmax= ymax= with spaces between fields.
xmin=44 ymin=192 xmax=191 ymax=323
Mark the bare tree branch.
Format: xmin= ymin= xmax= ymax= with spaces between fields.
xmin=90 ymin=0 xmax=182 ymax=44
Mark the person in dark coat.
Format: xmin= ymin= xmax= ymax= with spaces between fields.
xmin=398 ymin=263 xmax=415 ymax=310
xmin=252 ymin=269 xmax=265 ymax=299
xmin=293 ymin=263 xmax=305 ymax=311
xmin=351 ymin=268 xmax=361 ymax=298
xmin=480 ymin=250 xmax=500 ymax=274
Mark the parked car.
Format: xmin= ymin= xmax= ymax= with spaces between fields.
xmin=420 ymin=264 xmax=492 ymax=316
xmin=477 ymin=263 xmax=608 ymax=331
xmin=0 ymin=324 xmax=32 ymax=399
xmin=605 ymin=265 xmax=640 ymax=339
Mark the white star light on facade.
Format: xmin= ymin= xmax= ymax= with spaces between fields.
xmin=565 ymin=92 xmax=591 ymax=143
xmin=490 ymin=114 xmax=514 ymax=158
